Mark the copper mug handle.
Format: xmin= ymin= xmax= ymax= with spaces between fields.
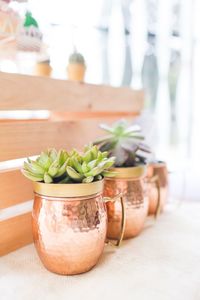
xmin=149 ymin=175 xmax=161 ymax=219
xmin=104 ymin=193 xmax=126 ymax=247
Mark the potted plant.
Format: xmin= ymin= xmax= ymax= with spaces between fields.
xmin=17 ymin=11 xmax=43 ymax=52
xmin=34 ymin=58 xmax=52 ymax=77
xmin=67 ymin=50 xmax=86 ymax=82
xmin=94 ymin=120 xmax=151 ymax=239
xmin=147 ymin=160 xmax=168 ymax=216
xmin=22 ymin=145 xmax=125 ymax=275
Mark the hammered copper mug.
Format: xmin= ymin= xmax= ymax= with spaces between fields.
xmin=32 ymin=180 xmax=125 ymax=275
xmin=147 ymin=161 xmax=168 ymax=216
xmin=104 ymin=165 xmax=148 ymax=240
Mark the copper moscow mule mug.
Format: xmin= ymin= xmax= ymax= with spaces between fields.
xmin=32 ymin=180 xmax=125 ymax=275
xmin=147 ymin=161 xmax=168 ymax=216
xmin=104 ymin=165 xmax=148 ymax=240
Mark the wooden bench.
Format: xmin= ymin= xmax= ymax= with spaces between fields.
xmin=0 ymin=71 xmax=144 ymax=256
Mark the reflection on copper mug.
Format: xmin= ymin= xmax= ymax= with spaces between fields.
xmin=147 ymin=161 xmax=168 ymax=216
xmin=104 ymin=166 xmax=148 ymax=240
xmin=32 ymin=180 xmax=125 ymax=275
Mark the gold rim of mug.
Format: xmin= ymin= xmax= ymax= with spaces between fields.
xmin=33 ymin=179 xmax=104 ymax=198
xmin=105 ymin=165 xmax=147 ymax=179
xmin=148 ymin=161 xmax=167 ymax=169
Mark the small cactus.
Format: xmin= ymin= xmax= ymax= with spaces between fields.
xmin=68 ymin=51 xmax=85 ymax=66
xmin=22 ymin=145 xmax=115 ymax=184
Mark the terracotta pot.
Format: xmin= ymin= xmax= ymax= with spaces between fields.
xmin=67 ymin=63 xmax=86 ymax=81
xmin=34 ymin=61 xmax=52 ymax=77
xmin=147 ymin=161 xmax=168 ymax=216
xmin=104 ymin=165 xmax=148 ymax=240
xmin=32 ymin=180 xmax=125 ymax=275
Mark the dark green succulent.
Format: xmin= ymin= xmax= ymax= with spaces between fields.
xmin=94 ymin=120 xmax=151 ymax=167
xmin=22 ymin=145 xmax=115 ymax=184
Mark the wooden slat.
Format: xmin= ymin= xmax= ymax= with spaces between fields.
xmin=0 ymin=212 xmax=32 ymax=256
xmin=0 ymin=170 xmax=33 ymax=209
xmin=0 ymin=118 xmax=48 ymax=123
xmin=0 ymin=118 xmax=133 ymax=161
xmin=0 ymin=112 xmax=139 ymax=123
xmin=0 ymin=72 xmax=144 ymax=112
xmin=50 ymin=111 xmax=139 ymax=121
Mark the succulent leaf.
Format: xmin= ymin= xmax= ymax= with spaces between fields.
xmin=36 ymin=151 xmax=52 ymax=170
xmin=94 ymin=120 xmax=151 ymax=167
xmin=71 ymin=157 xmax=83 ymax=174
xmin=82 ymin=150 xmax=93 ymax=163
xmin=101 ymin=151 xmax=108 ymax=158
xmin=81 ymin=161 xmax=90 ymax=173
xmin=49 ymin=148 xmax=57 ymax=161
xmin=124 ymin=124 xmax=141 ymax=134
xmin=66 ymin=166 xmax=83 ymax=181
xmin=97 ymin=140 xmax=117 ymax=152
xmin=85 ymin=166 xmax=103 ymax=177
xmin=24 ymin=160 xmax=45 ymax=175
xmin=44 ymin=173 xmax=53 ymax=183
xmin=82 ymin=176 xmax=94 ymax=183
xmin=87 ymin=159 xmax=98 ymax=169
xmin=99 ymin=124 xmax=115 ymax=133
xmin=48 ymin=161 xmax=60 ymax=177
xmin=91 ymin=145 xmax=98 ymax=159
xmin=93 ymin=135 xmax=113 ymax=145
xmin=54 ymin=162 xmax=67 ymax=178
xmin=22 ymin=169 xmax=44 ymax=182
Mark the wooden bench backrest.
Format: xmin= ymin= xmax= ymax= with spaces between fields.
xmin=0 ymin=72 xmax=144 ymax=256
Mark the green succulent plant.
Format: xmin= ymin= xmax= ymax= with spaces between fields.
xmin=65 ymin=145 xmax=115 ymax=183
xmin=22 ymin=145 xmax=115 ymax=184
xmin=22 ymin=149 xmax=69 ymax=183
xmin=94 ymin=120 xmax=151 ymax=167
